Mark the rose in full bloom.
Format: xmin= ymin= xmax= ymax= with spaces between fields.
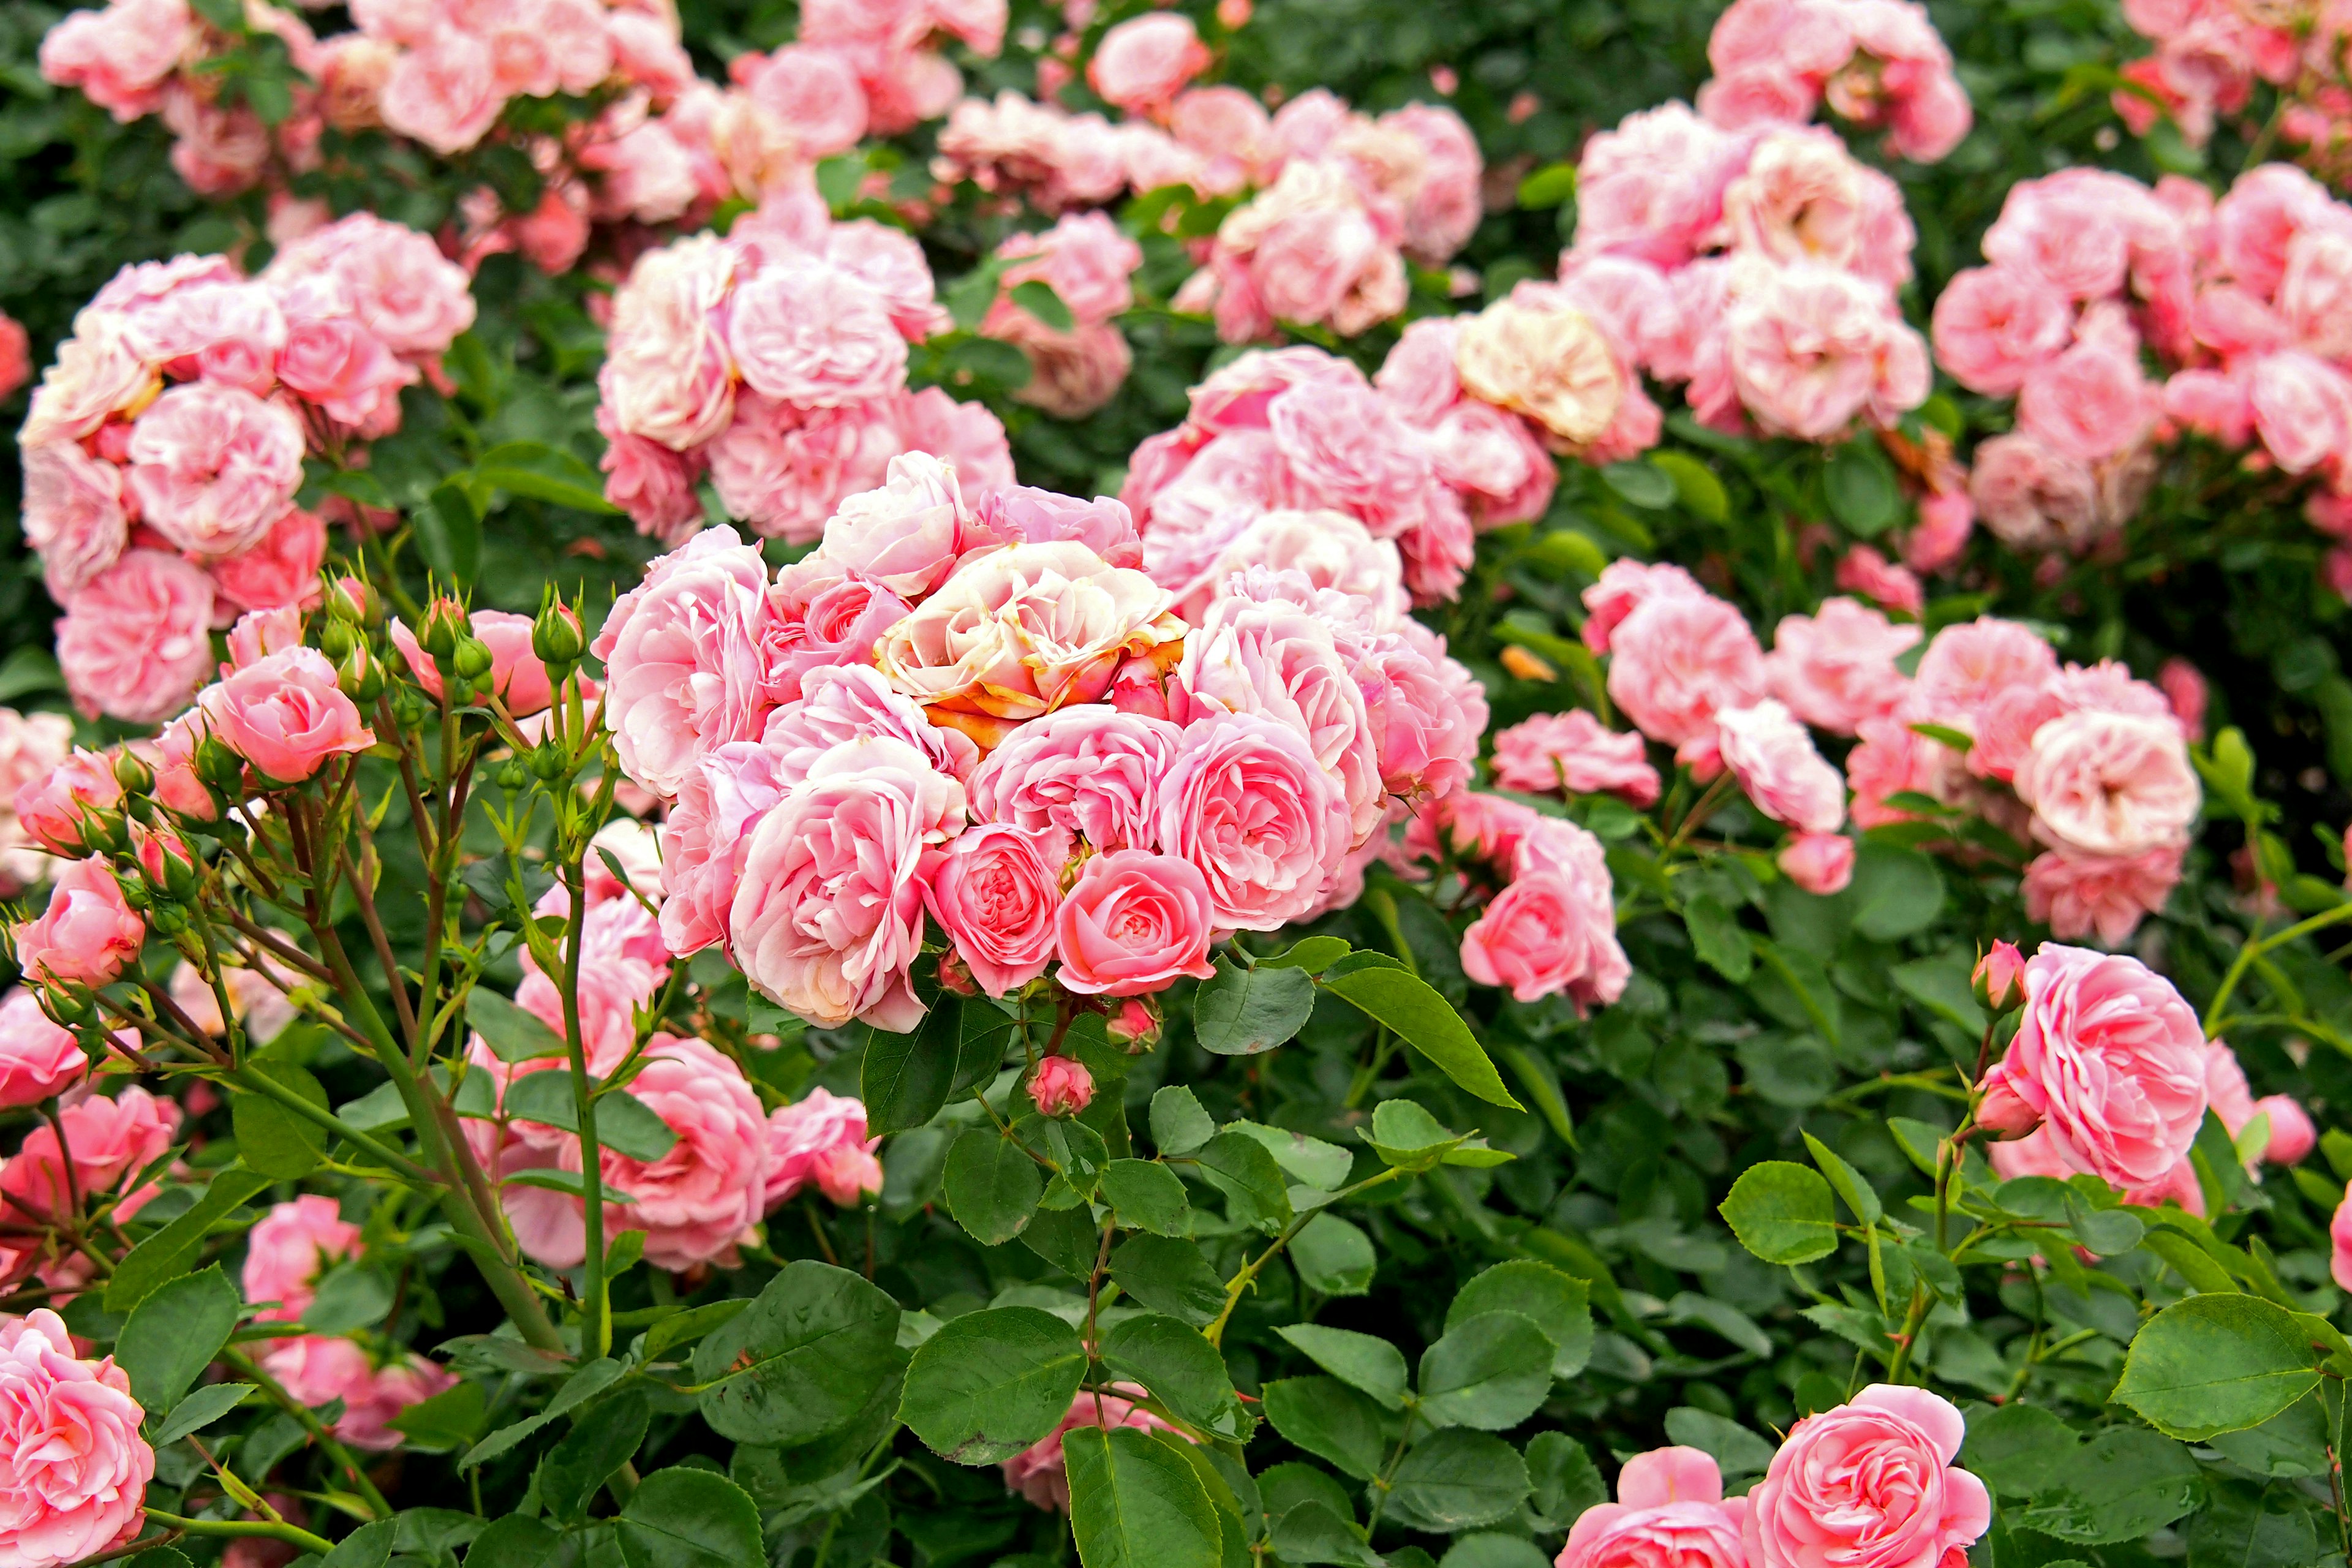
xmin=585 ymin=1036 xmax=772 ymax=1272
xmin=922 ymin=821 xmax=1066 ymax=996
xmin=1716 ymin=701 xmax=1847 ymax=833
xmin=1768 ymin=597 xmax=1918 ymax=734
xmin=2022 ymin=843 xmax=2184 ymax=946
xmin=1156 ymin=712 xmax=1351 ymax=932
xmin=124 ymin=382 xmax=307 ymax=560
xmin=0 ymin=989 xmax=87 ymax=1108
xmin=1559 ymin=1447 xmax=1747 ymax=1568
xmin=21 ymin=442 xmax=128 ymax=601
xmin=1974 ymin=943 xmax=2208 ymax=1189
xmin=1930 ymin=265 xmax=2074 ymax=397
xmin=1489 ymin=710 xmax=1662 ymax=805
xmin=1028 ymin=1055 xmax=1095 ymax=1118
xmin=1455 ymin=291 xmax=1626 ymax=446
xmin=968 ymin=707 xmax=1183 ymax=853
xmin=2013 ymin=710 xmax=2199 ymax=858
xmin=729 ymin=737 xmax=966 ymax=1031
xmin=764 ymin=1087 xmax=883 ymax=1209
xmin=1605 ymin=588 xmax=1770 ymax=753
xmin=0 ymin=1308 xmax=154 ymax=1568
xmin=55 ymin=549 xmax=217 ymax=725
xmin=13 ymin=858 xmax=143 ymax=990
xmin=1742 ymin=1385 xmax=1990 ymax=1568
xmin=199 ymin=647 xmax=377 ymax=785
xmin=728 ymin=257 xmax=909 ymax=409
xmin=243 ymin=1195 xmax=364 ymax=1322
xmin=1002 ymin=1387 xmax=1184 ymax=1512
xmin=1459 ymin=818 xmax=1629 ymax=1011
xmin=1055 ymin=849 xmax=1218 ymax=997
xmin=0 ymin=1084 xmax=180 ymax=1221
xmin=1088 ymin=13 xmax=1210 ymax=114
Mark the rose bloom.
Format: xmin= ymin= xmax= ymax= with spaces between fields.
xmin=1455 ymin=291 xmax=1626 ymax=447
xmin=1743 ymin=1385 xmax=1990 ymax=1568
xmin=730 ymin=736 xmax=965 ymax=1031
xmin=124 ymin=383 xmax=308 ymax=560
xmin=243 ymin=1195 xmax=363 ymax=1323
xmin=1580 ymin=560 xmax=1706 ymax=655
xmin=198 ymin=647 xmax=376 ymax=785
xmin=758 ymin=665 xmax=981 ymax=789
xmin=1028 ymin=1055 xmax=1094 ymax=1118
xmin=0 ymin=710 xmax=75 ymax=894
xmin=1089 ymin=13 xmax=1211 ymax=114
xmin=379 ymin=28 xmax=505 ymax=154
xmin=56 ymin=549 xmax=218 ymax=725
xmin=2022 ymin=843 xmax=2184 ymax=946
xmin=13 ymin=858 xmax=143 ymax=990
xmin=1904 ymin=616 xmax=2060 ymax=734
xmin=2015 ymin=339 xmax=2157 ymax=464
xmin=389 ymin=609 xmax=554 ymax=716
xmin=968 ymin=706 xmax=1184 ymax=853
xmin=1156 ymin=712 xmax=1351 ymax=932
xmin=2013 ymin=710 xmax=2199 ymax=858
xmin=728 ymin=257 xmax=909 ymax=408
xmin=1930 ymin=265 xmax=2073 ymax=397
xmin=1354 ymin=622 xmax=1487 ymax=802
xmin=598 ymin=235 xmax=741 ymax=453
xmin=1558 ymin=1447 xmax=1747 ymax=1568
xmin=15 ymin=747 xmax=123 ymax=859
xmin=1460 ymin=819 xmax=1628 ymax=1011
xmin=1605 ymin=589 xmax=1770 ymax=752
xmin=260 ymin=1335 xmax=456 ymax=1452
xmin=1267 ymin=379 xmax=1438 ymax=542
xmin=211 ymin=507 xmax=328 ymax=616
xmin=1055 ymin=849 xmax=1218 ymax=997
xmin=1155 ymin=508 xmax=1408 ymax=628
xmin=1717 ymin=701 xmax=1846 ymax=834
xmin=1 ymin=1084 xmax=180 ymax=1221
xmin=1780 ymin=831 xmax=1856 ymax=894
xmin=0 ymin=988 xmax=88 ymax=1108
xmin=2202 ymin=1039 xmax=2317 ymax=1168
xmin=1724 ymin=260 xmax=1927 ymax=440
xmin=21 ymin=440 xmax=129 ymax=601
xmin=922 ymin=821 xmax=1067 ymax=996
xmin=1833 ymin=545 xmax=1923 ymax=619
xmin=1490 ymin=710 xmax=1661 ymax=805
xmin=1769 ymin=597 xmax=1918 ymax=735
xmin=1003 ymin=1387 xmax=1185 ymax=1512
xmin=577 ymin=1036 xmax=772 ymax=1272
xmin=0 ymin=1308 xmax=154 ymax=1568
xmin=815 ymin=450 xmax=975 ymax=598
xmin=1975 ymin=943 xmax=2208 ymax=1189
xmin=764 ymin=1087 xmax=883 ymax=1209
xmin=2332 ymin=1181 xmax=2352 ymax=1292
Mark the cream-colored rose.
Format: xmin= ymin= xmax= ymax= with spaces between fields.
xmin=1453 ymin=291 xmax=1624 ymax=446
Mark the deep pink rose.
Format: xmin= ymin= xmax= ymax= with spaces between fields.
xmin=1460 ymin=818 xmax=1627 ymax=1010
xmin=1028 ymin=1055 xmax=1095 ymax=1118
xmin=1975 ymin=943 xmax=2207 ymax=1189
xmin=198 ymin=647 xmax=376 ymax=785
xmin=1768 ymin=596 xmax=1918 ymax=735
xmin=1779 ymin=831 xmax=1855 ymax=894
xmin=1055 ymin=849 xmax=1218 ymax=997
xmin=1716 ymin=700 xmax=1847 ymax=833
xmin=1156 ymin=711 xmax=1351 ymax=932
xmin=1743 ymin=1386 xmax=1989 ymax=1568
xmin=1558 ymin=1446 xmax=1747 ymax=1568
xmin=243 ymin=1195 xmax=363 ymax=1323
xmin=209 ymin=507 xmax=328 ymax=614
xmin=0 ymin=1308 xmax=153 ymax=1568
xmin=0 ymin=989 xmax=88 ymax=1108
xmin=1605 ymin=589 xmax=1770 ymax=752
xmin=13 ymin=858 xmax=143 ymax=990
xmin=922 ymin=822 xmax=1066 ymax=996
xmin=2334 ymin=1182 xmax=2352 ymax=1292
xmin=2013 ymin=710 xmax=2199 ymax=858
xmin=1490 ymin=710 xmax=1660 ymax=805
xmin=764 ymin=1087 xmax=883 ymax=1209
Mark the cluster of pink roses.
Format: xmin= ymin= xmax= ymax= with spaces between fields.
xmin=1557 ymin=1390 xmax=1986 ymax=1568
xmin=20 ymin=217 xmax=474 ymax=725
xmin=979 ymin=211 xmax=1145 ymax=418
xmin=2111 ymin=0 xmax=2340 ymax=154
xmin=1697 ymin=0 xmax=1972 ymax=161
xmin=0 ymin=712 xmax=78 ymax=898
xmin=0 ymin=1072 xmax=180 ymax=1297
xmin=1934 ymin=164 xmax=2352 ymax=584
xmin=595 ymin=450 xmax=1483 ymax=1034
xmin=594 ymin=198 xmax=1014 ymax=546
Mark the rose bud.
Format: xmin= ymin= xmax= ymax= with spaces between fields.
xmin=195 ymin=734 xmax=248 ymax=796
xmin=1973 ymin=940 xmax=2024 ymax=1014
xmin=533 ymin=600 xmax=587 ymax=667
xmin=328 ymin=575 xmax=381 ymax=626
xmin=453 ymin=636 xmax=496 ymax=682
xmin=319 ymin=616 xmax=358 ymax=662
xmin=1029 ymin=1055 xmax=1095 ymax=1118
xmin=419 ymin=595 xmax=466 ymax=661
xmin=1107 ymin=997 xmax=1161 ymax=1051
xmin=337 ymin=644 xmax=386 ymax=703
xmin=112 ymin=750 xmax=154 ymax=797
xmin=1973 ymin=1065 xmax=2043 ymax=1140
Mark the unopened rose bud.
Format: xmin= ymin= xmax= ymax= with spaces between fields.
xmin=453 ymin=636 xmax=495 ymax=682
xmin=195 ymin=736 xmax=246 ymax=796
xmin=35 ymin=987 xmax=91 ymax=1029
xmin=1974 ymin=1065 xmax=2042 ymax=1140
xmin=151 ymin=902 xmax=189 ymax=937
xmin=389 ymin=687 xmax=430 ymax=729
xmin=494 ymin=758 xmax=530 ymax=793
xmin=937 ymin=953 xmax=979 ymax=997
xmin=337 ymin=644 xmax=386 ymax=703
xmin=533 ymin=600 xmax=586 ymax=666
xmin=80 ymin=805 xmax=130 ymax=856
xmin=530 ymin=741 xmax=569 ymax=781
xmin=419 ymin=596 xmax=466 ymax=660
xmin=328 ymin=576 xmax=380 ymax=625
xmin=136 ymin=824 xmax=200 ymax=904
xmin=1029 ymin=1055 xmax=1095 ymax=1118
xmin=112 ymin=750 xmax=154 ymax=796
xmin=1107 ymin=997 xmax=1159 ymax=1052
xmin=319 ymin=617 xmax=358 ymax=662
xmin=1973 ymin=940 xmax=2024 ymax=1014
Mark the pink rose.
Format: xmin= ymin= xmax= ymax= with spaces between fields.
xmin=1430 ymin=399 xmax=1557 ymax=529
xmin=1000 ymin=213 xmax=1142 ymax=327
xmin=968 ymin=707 xmax=1183 ymax=853
xmin=1905 ymin=616 xmax=2060 ymax=735
xmin=0 ymin=989 xmax=88 ymax=1108
xmin=39 ymin=0 xmax=191 ymax=118
xmin=730 ymin=737 xmax=965 ymax=1030
xmin=1490 ymin=710 xmax=1660 ymax=805
xmin=1089 ymin=13 xmax=1210 ymax=114
xmin=922 ymin=822 xmax=1066 ymax=996
xmin=2013 ymin=710 xmax=2198 ymax=858
xmin=586 ymin=1036 xmax=771 ymax=1271
xmin=1768 ymin=597 xmax=1918 ymax=735
xmin=1268 ymin=379 xmax=1438 ymax=541
xmin=2202 ymin=1039 xmax=2316 ymax=1167
xmin=21 ymin=442 xmax=128 ymax=602
xmin=745 ymin=47 xmax=870 ymax=159
xmin=598 ymin=235 xmax=740 ymax=452
xmin=1156 ymin=712 xmax=1351 ymax=932
xmin=209 ymin=507 xmax=327 ymax=616
xmin=1716 ymin=701 xmax=1847 ymax=833
xmin=764 ymin=1087 xmax=881 ymax=1209
xmin=1558 ymin=1446 xmax=1747 ymax=1568
xmin=15 ymin=748 xmax=123 ymax=859
xmin=243 ymin=1195 xmax=363 ymax=1323
xmin=124 ymin=382 xmax=307 ymax=560
xmin=1572 ymin=102 xmax=1745 ymax=270
xmin=197 ymin=647 xmax=375 ymax=785
xmin=1930 ymin=265 xmax=2072 ymax=397
xmin=1975 ymin=940 xmax=2026 ymax=1014
xmin=2256 ymin=1094 xmax=2316 ymax=1165
xmin=1832 ymin=545 xmax=1923 ymax=618
xmin=1002 ymin=1387 xmax=1183 ymax=1512
xmin=260 ymin=1335 xmax=455 ymax=1452
xmin=2015 ymin=339 xmax=2157 ymax=464
xmin=275 ymin=307 xmax=415 ymax=437
xmin=1028 ymin=1055 xmax=1095 ymax=1118
xmin=2157 ymin=658 xmax=2207 ymax=742
xmin=0 ymin=1308 xmax=153 ymax=1568
xmin=1779 ymin=831 xmax=1855 ymax=894
xmin=1460 ymin=823 xmax=1629 ymax=1011
xmin=757 ymin=664 xmax=980 ymax=788
xmin=600 ymin=408 xmax=710 ymax=545
xmin=2022 ymin=844 xmax=2184 ymax=946
xmin=389 ymin=609 xmax=554 ymax=716
xmin=2334 ymin=1182 xmax=2352 ymax=1292
xmin=1580 ymin=560 xmax=1706 ymax=655
xmin=380 ymin=28 xmax=505 ymax=154
xmin=1055 ymin=849 xmax=1218 ymax=997
xmin=1454 ymin=289 xmax=1627 ymax=447
xmin=1605 ymin=589 xmax=1770 ymax=752
xmin=728 ymin=257 xmax=909 ymax=408
xmin=1353 ymin=622 xmax=1487 ymax=803
xmin=1 ymin=1084 xmax=179 ymax=1220
xmin=1155 ymin=508 xmax=1408 ymax=628
xmin=1743 ymin=1386 xmax=1989 ymax=1568
xmin=20 ymin=314 xmax=154 ymax=450
xmin=1724 ymin=260 xmax=1926 ymax=440
xmin=2248 ymin=350 xmax=2352 ymax=475
xmin=1975 ymin=943 xmax=2207 ymax=1189
xmin=1981 ymin=168 xmax=2152 ymax=301
xmin=815 ymin=451 xmax=972 ymax=597
xmin=13 ymin=858 xmax=143 ymax=990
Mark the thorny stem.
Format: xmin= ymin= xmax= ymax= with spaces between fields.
xmin=221 ymin=1344 xmax=393 ymax=1521
xmin=1205 ymin=1166 xmax=1408 ymax=1346
xmin=142 ymin=1510 xmax=335 ymax=1555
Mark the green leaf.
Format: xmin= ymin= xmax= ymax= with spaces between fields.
xmin=814 ymin=153 xmax=867 ymax=210
xmin=1847 ymin=845 xmax=1945 ymax=940
xmin=301 ymin=1261 xmax=396 ymax=1335
xmin=461 ymin=1359 xmax=628 ymax=1470
xmin=1889 ymin=948 xmax=1988 ymax=1033
xmin=1962 ymin=1402 xmax=2081 ymax=1498
xmin=2116 ymin=1294 xmax=2324 ymax=1441
xmin=1683 ymin=895 xmax=1752 ymax=982
xmin=419 ymin=481 xmax=484 ymax=582
xmin=321 ymin=1519 xmax=396 ymax=1568
xmin=1270 ymin=1499 xmax=1383 ymax=1568
xmin=1102 ymin=1315 xmax=1244 ymax=1434
xmin=639 ymin=1299 xmax=751 ymax=1363
xmin=386 ymin=1378 xmax=488 ymax=1452
xmin=463 ymin=1516 xmax=560 ymax=1568
xmin=2185 ymin=1481 xmax=2321 ymax=1567
xmin=475 ymin=441 xmax=621 ymax=514
xmin=1719 ymin=1161 xmax=1839 ymax=1264
xmin=1193 ymin=963 xmax=1317 ymax=1055
xmin=1600 ymin=461 xmax=1676 ymax=510
xmin=1384 ymin=1428 xmax=1531 ymax=1532
xmin=1441 ymin=1537 xmax=1551 ymax=1568
xmin=1261 ymin=937 xmax=1353 ymax=973
xmin=1825 ymin=440 xmax=1899 ymax=535
xmin=1446 ymin=1261 xmax=1592 ymax=1379
xmin=497 ymin=1072 xmax=679 ymax=1163
xmin=232 ymin=1061 xmax=330 ymax=1178
xmin=1662 ymin=1408 xmax=1776 ymax=1479
xmin=1648 ymin=450 xmax=1729 ymax=522
xmin=1291 ymin=1213 xmax=1376 ymax=1296
xmin=2016 ymin=1428 xmax=2202 ymax=1544
xmin=1801 ymin=1131 xmax=1883 ymax=1226
xmin=1226 ymin=1121 xmax=1352 ymax=1191
xmin=118 ymin=1265 xmax=240 ymax=1415
xmin=107 ymin=1166 xmax=271 ymax=1312
xmin=1009 ymin=279 xmax=1077 ymax=331
xmin=1321 ymin=968 xmax=1521 ymax=1109
xmin=1275 ymin=1325 xmax=1408 ymax=1409
xmin=1525 ymin=1433 xmax=1608 ymax=1531
xmin=1499 ymin=1045 xmax=1576 ymax=1149
xmin=863 ymin=997 xmax=961 ymax=1133
xmin=900 ymin=1306 xmax=1087 ymax=1464
xmin=1066 ymin=1426 xmax=1224 ymax=1568
xmin=944 ymin=1126 xmax=1044 ymax=1245
xmin=1021 ymin=1203 xmax=1105 ymax=1279
xmin=1515 ymin=162 xmax=1577 ymax=208
xmin=1101 ymin=1159 xmax=1193 ymax=1236
xmin=615 ymin=1468 xmax=765 ymax=1568
xmin=540 ymin=1387 xmax=650 ymax=1522
xmin=153 ymin=1381 xmax=254 ymax=1446
xmin=1417 ymin=1312 xmax=1554 ymax=1430
xmin=956 ymin=1001 xmax=1020 ymax=1093
xmin=467 ymin=991 xmax=571 ymax=1063
xmin=1150 ymin=1087 xmax=1216 ymax=1155
xmin=1189 ymin=1131 xmax=1292 ymax=1232
xmin=1261 ymin=1376 xmax=1387 ymax=1480
xmin=689 ymin=1260 xmax=903 ymax=1446
xmin=1110 ymin=1235 xmax=1228 ymax=1327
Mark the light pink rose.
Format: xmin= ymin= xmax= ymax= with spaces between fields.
xmin=0 ymin=711 xmax=75 ymax=894
xmin=972 ymin=486 xmax=1142 ymax=567
xmin=1779 ymin=831 xmax=1855 ymax=894
xmin=1930 ymin=265 xmax=2072 ymax=396
xmin=1558 ymin=1446 xmax=1747 ymax=1568
xmin=2015 ymin=340 xmax=2157 ymax=464
xmin=600 ymin=407 xmax=710 ymax=545
xmin=2247 ymin=350 xmax=2352 ymax=475
xmin=891 ymin=388 xmax=1016 ymax=502
xmin=380 ymin=27 xmax=505 ymax=154
xmin=1055 ymin=848 xmax=1217 ymax=997
xmin=1354 ymin=622 xmax=1487 ymax=803
xmin=260 ymin=1335 xmax=455 ymax=1452
xmin=124 ymin=382 xmax=306 ymax=560
xmin=922 ymin=821 xmax=1066 ymax=995
xmin=2201 ymin=1039 xmax=2316 ymax=1167
xmin=1832 ymin=545 xmax=1923 ymax=618
xmin=0 ymin=989 xmax=88 ymax=1108
xmin=1156 ymin=712 xmax=1351 ymax=932
xmin=999 ymin=212 xmax=1143 ymax=326
xmin=243 ymin=1195 xmax=362 ymax=1323
xmin=1268 ymin=379 xmax=1437 ymax=541
xmin=1904 ymin=616 xmax=2059 ymax=734
xmin=197 ymin=647 xmax=375 ymax=785
xmin=1768 ymin=597 xmax=1918 ymax=736
xmin=764 ymin=1087 xmax=881 ymax=1209
xmin=1088 ymin=13 xmax=1210 ymax=113
xmin=1572 ymin=102 xmax=1745 ymax=270
xmin=730 ymin=737 xmax=965 ymax=1030
xmin=2333 ymin=1182 xmax=2352 ymax=1292
xmin=815 ymin=451 xmax=973 ymax=597
xmin=1460 ymin=821 xmax=1629 ymax=1010
xmin=1580 ymin=559 xmax=1706 ymax=655
xmin=1605 ymin=589 xmax=1770 ymax=751
xmin=13 ymin=858 xmax=143 ymax=990
xmin=15 ymin=748 xmax=122 ymax=860
xmin=1975 ymin=943 xmax=2207 ymax=1189
xmin=757 ymin=663 xmax=979 ymax=788
xmin=1716 ymin=701 xmax=1847 ymax=833
xmin=1429 ymin=398 xmax=1557 ymax=529
xmin=968 ymin=706 xmax=1183 ymax=852
xmin=1490 ymin=710 xmax=1660 ymax=805
xmin=1003 ymin=1387 xmax=1184 ymax=1512
xmin=1967 ymin=432 xmax=2104 ymax=552
xmin=0 ymin=1308 xmax=153 ymax=1568
xmin=20 ymin=314 xmax=154 ymax=451
xmin=598 ymin=235 xmax=740 ymax=453
xmin=1720 ymin=127 xmax=1912 ymax=287
xmin=209 ymin=507 xmax=327 ymax=616
xmin=39 ymin=0 xmax=192 ymax=119
xmin=389 ymin=609 xmax=554 ymax=716
xmin=1 ymin=1084 xmax=178 ymax=1221
xmin=744 ymin=47 xmax=870 ymax=159
xmin=729 ymin=257 xmax=909 ymax=408
xmin=579 ymin=1036 xmax=771 ymax=1271
xmin=1981 ymin=168 xmax=2154 ymax=301
xmin=275 ymin=304 xmax=416 ymax=436
xmin=21 ymin=441 xmax=129 ymax=601
xmin=1743 ymin=1386 xmax=1989 ymax=1568
xmin=2022 ymin=843 xmax=2184 ymax=947
xmin=1724 ymin=260 xmax=1925 ymax=440
xmin=1155 ymin=508 xmax=1408 ymax=628
xmin=2013 ymin=710 xmax=2198 ymax=858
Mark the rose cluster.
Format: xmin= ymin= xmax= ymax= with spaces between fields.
xmin=2111 ymin=0 xmax=2329 ymax=155
xmin=595 ymin=198 xmax=1014 ymax=546
xmin=978 ymin=211 xmax=1146 ymax=418
xmin=1697 ymin=0 xmax=1972 ymax=161
xmin=1934 ymin=162 xmax=2352 ymax=584
xmin=596 ymin=451 xmax=1485 ymax=1035
xmin=20 ymin=216 xmax=475 ymax=725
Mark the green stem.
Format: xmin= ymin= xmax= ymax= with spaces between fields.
xmin=559 ymin=832 xmax=607 ymax=1359
xmin=143 ymin=1510 xmax=334 ymax=1555
xmin=1204 ymin=1168 xmax=1407 ymax=1346
xmin=2204 ymin=903 xmax=2352 ymax=1035
xmin=221 ymin=1345 xmax=393 ymax=1521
